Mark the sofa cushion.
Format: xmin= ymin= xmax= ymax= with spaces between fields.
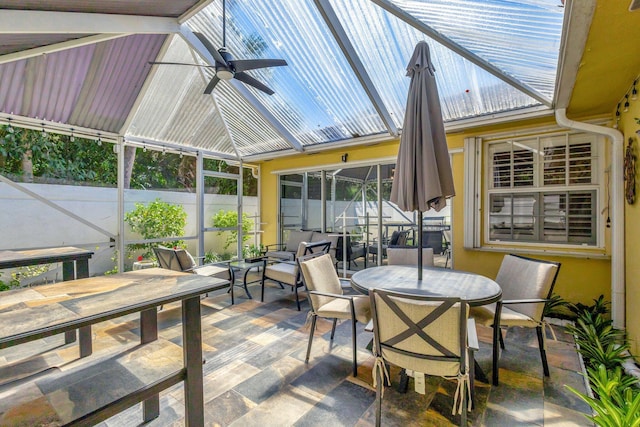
xmin=265 ymin=262 xmax=297 ymax=286
xmin=285 ymin=230 xmax=314 ymax=251
xmin=265 ymin=250 xmax=295 ymax=261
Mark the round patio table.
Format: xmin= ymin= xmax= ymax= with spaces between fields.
xmin=350 ymin=265 xmax=501 ymax=306
xmin=352 ymin=265 xmax=502 ymax=385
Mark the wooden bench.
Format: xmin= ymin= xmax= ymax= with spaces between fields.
xmin=3 ymin=339 xmax=184 ymax=426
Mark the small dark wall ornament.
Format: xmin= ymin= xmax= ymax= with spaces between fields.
xmin=625 ymin=137 xmax=636 ymax=204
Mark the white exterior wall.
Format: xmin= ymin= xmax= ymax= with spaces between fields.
xmin=0 ymin=182 xmax=257 ymax=280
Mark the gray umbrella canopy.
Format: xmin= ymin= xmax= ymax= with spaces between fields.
xmin=390 ymin=41 xmax=455 ymax=276
xmin=391 ymin=41 xmax=455 ymax=212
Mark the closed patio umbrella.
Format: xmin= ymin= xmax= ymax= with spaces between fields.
xmin=390 ymin=41 xmax=455 ymax=278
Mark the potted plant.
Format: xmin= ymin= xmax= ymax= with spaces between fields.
xmin=244 ymin=244 xmax=265 ymax=263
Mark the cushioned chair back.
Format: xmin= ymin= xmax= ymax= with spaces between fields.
xmin=287 ymin=240 xmax=332 ymax=278
xmin=299 ymin=253 xmax=343 ymax=310
xmin=285 ymin=230 xmax=314 ymax=251
xmin=387 ymin=247 xmax=434 ymax=266
xmin=370 ymin=289 xmax=467 ymax=377
xmin=496 ymin=254 xmax=560 ymax=321
xmin=175 ymin=249 xmax=197 ymax=271
xmin=421 ymin=230 xmax=443 ymax=254
xmin=153 ymin=246 xmax=182 ymax=272
xmin=396 ymin=231 xmax=409 ymax=246
xmin=389 ymin=231 xmax=401 ymax=245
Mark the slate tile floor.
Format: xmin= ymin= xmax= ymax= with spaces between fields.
xmin=0 ymin=275 xmax=592 ymax=426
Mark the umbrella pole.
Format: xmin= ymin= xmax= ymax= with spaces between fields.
xmin=418 ymin=212 xmax=423 ymax=280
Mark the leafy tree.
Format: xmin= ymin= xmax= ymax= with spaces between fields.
xmin=124 ymin=198 xmax=187 ymax=258
xmin=0 ymin=126 xmax=257 ymax=195
xmin=212 ymin=210 xmax=253 ymax=250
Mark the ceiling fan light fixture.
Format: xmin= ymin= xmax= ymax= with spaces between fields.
xmin=217 ymin=69 xmax=235 ymax=80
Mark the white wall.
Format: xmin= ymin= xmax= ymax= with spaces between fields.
xmin=0 ymin=182 xmax=257 ymax=280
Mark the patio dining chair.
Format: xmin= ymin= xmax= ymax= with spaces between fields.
xmin=369 ymin=289 xmax=476 ymax=426
xmin=368 ymin=230 xmax=410 ymax=263
xmin=261 ymin=240 xmax=331 ymax=310
xmin=298 ymin=252 xmax=371 ymax=377
xmin=153 ymin=246 xmax=235 ymax=303
xmin=386 ymin=247 xmax=434 ymax=266
xmin=470 ymin=254 xmax=561 ymax=386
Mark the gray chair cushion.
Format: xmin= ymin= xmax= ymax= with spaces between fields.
xmin=285 ymin=230 xmax=314 ymax=251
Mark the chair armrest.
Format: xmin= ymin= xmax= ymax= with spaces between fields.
xmin=339 ymin=278 xmax=352 ymax=288
xmin=364 ymin=319 xmax=374 ymax=332
xmin=265 ymin=243 xmax=287 ymax=251
xmin=467 ymin=318 xmax=479 ymax=352
xmin=501 ymin=298 xmax=549 ymax=305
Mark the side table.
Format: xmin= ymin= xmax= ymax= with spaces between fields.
xmin=228 ymin=258 xmax=266 ymax=299
xmin=133 ymin=260 xmax=157 ymax=270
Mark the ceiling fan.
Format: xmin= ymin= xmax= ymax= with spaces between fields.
xmin=149 ymin=0 xmax=287 ymax=95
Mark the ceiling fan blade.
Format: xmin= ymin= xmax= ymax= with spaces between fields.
xmin=148 ymin=61 xmax=215 ymax=68
xmin=193 ymin=31 xmax=227 ymax=65
xmin=235 ymin=72 xmax=275 ymax=95
xmin=232 ymin=59 xmax=287 ymax=73
xmin=203 ymin=76 xmax=221 ymax=95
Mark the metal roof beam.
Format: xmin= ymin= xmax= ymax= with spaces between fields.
xmin=0 ymin=34 xmax=128 ymax=65
xmin=0 ymin=10 xmax=178 ymax=34
xmin=179 ymin=26 xmax=304 ymax=153
xmin=369 ymin=0 xmax=552 ymax=107
xmin=314 ymin=0 xmax=398 ymax=136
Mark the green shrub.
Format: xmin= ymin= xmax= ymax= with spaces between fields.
xmin=543 ymin=293 xmax=571 ymax=319
xmin=567 ymin=365 xmax=640 ymax=426
xmin=565 ymin=297 xmax=640 ymax=426
xmin=0 ymin=265 xmax=50 ymax=291
xmin=212 ymin=210 xmax=253 ymax=250
xmin=124 ymin=198 xmax=187 ymax=259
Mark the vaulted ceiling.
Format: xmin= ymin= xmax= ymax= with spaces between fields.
xmin=0 ymin=0 xmax=633 ymax=162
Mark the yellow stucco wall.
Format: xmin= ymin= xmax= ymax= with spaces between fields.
xmin=258 ymin=117 xmax=612 ymax=311
xmin=618 ymin=87 xmax=640 ymax=356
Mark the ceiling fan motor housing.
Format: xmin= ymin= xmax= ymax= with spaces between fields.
xmin=216 ymin=48 xmax=235 ymax=80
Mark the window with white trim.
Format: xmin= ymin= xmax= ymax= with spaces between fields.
xmin=483 ymin=132 xmax=601 ymax=246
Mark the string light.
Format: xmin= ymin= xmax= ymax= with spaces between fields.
xmin=624 ymin=94 xmax=630 ymax=113
xmin=41 ymin=124 xmax=46 ymax=137
xmin=97 ymin=133 xmax=102 ymax=146
xmin=633 ymin=80 xmax=638 ymax=101
xmin=70 ymin=128 xmax=75 ymax=142
xmin=614 ymin=103 xmax=620 ymax=129
xmin=179 ymin=150 xmax=183 ymax=159
xmin=143 ymin=145 xmax=147 ymax=152
xmin=6 ymin=118 xmax=13 ymax=134
xmin=162 ymin=146 xmax=166 ymax=155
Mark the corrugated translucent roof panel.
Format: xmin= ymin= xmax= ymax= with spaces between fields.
xmin=212 ymin=80 xmax=294 ymax=157
xmin=0 ymin=34 xmax=164 ymax=132
xmin=329 ymin=0 xmax=542 ymax=124
xmin=127 ymin=35 xmax=234 ymax=156
xmin=383 ymin=0 xmax=563 ymax=101
xmin=128 ymin=35 xmax=289 ymax=158
xmin=188 ymin=0 xmax=388 ymax=147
